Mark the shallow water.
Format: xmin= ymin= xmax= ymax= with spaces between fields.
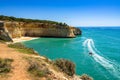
xmin=24 ymin=27 xmax=120 ymax=80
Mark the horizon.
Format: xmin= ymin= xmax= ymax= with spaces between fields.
xmin=0 ymin=0 xmax=120 ymax=26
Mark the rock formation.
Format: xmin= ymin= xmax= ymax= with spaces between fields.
xmin=5 ymin=22 xmax=81 ymax=37
xmin=0 ymin=22 xmax=13 ymax=41
xmin=0 ymin=15 xmax=81 ymax=41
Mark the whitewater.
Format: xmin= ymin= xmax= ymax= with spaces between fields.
xmin=83 ymin=39 xmax=120 ymax=79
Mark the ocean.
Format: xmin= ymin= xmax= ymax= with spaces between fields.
xmin=23 ymin=27 xmax=120 ymax=80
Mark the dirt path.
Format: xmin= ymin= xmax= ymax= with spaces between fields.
xmin=0 ymin=43 xmax=30 ymax=80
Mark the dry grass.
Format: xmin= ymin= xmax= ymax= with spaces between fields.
xmin=54 ymin=59 xmax=75 ymax=76
xmin=26 ymin=57 xmax=52 ymax=79
xmin=8 ymin=43 xmax=38 ymax=55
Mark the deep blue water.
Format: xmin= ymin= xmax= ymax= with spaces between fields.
xmin=24 ymin=27 xmax=120 ymax=80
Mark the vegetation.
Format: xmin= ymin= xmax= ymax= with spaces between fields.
xmin=28 ymin=61 xmax=50 ymax=77
xmin=0 ymin=39 xmax=6 ymax=43
xmin=80 ymin=74 xmax=93 ymax=80
xmin=0 ymin=58 xmax=13 ymax=74
xmin=0 ymin=35 xmax=11 ymax=42
xmin=8 ymin=43 xmax=38 ymax=55
xmin=27 ymin=58 xmax=52 ymax=78
xmin=54 ymin=59 xmax=75 ymax=76
xmin=0 ymin=15 xmax=68 ymax=27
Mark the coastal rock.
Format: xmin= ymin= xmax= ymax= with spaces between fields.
xmin=0 ymin=22 xmax=13 ymax=41
xmin=70 ymin=27 xmax=82 ymax=35
xmin=5 ymin=22 xmax=81 ymax=38
xmin=0 ymin=21 xmax=81 ymax=41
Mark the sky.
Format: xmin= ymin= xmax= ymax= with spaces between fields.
xmin=0 ymin=0 xmax=120 ymax=26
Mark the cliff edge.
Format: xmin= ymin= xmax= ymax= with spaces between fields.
xmin=0 ymin=43 xmax=83 ymax=80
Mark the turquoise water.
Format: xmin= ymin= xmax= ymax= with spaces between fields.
xmin=24 ymin=27 xmax=120 ymax=80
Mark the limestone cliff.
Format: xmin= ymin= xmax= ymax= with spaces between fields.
xmin=0 ymin=21 xmax=81 ymax=41
xmin=0 ymin=22 xmax=13 ymax=41
xmin=0 ymin=15 xmax=81 ymax=41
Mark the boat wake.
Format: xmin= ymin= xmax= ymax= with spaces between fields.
xmin=83 ymin=39 xmax=120 ymax=79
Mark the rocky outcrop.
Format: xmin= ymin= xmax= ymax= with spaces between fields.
xmin=0 ymin=21 xmax=81 ymax=41
xmin=0 ymin=22 xmax=13 ymax=41
xmin=6 ymin=22 xmax=81 ymax=38
xmin=71 ymin=27 xmax=82 ymax=35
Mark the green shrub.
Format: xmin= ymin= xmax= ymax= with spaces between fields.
xmin=0 ymin=39 xmax=6 ymax=43
xmin=0 ymin=58 xmax=13 ymax=74
xmin=8 ymin=43 xmax=38 ymax=55
xmin=0 ymin=15 xmax=68 ymax=28
xmin=0 ymin=36 xmax=9 ymax=42
xmin=80 ymin=74 xmax=93 ymax=80
xmin=54 ymin=59 xmax=75 ymax=76
xmin=8 ymin=43 xmax=25 ymax=49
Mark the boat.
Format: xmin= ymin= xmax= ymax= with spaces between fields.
xmin=89 ymin=52 xmax=93 ymax=55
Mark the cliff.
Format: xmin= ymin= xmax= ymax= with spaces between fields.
xmin=0 ymin=21 xmax=13 ymax=41
xmin=0 ymin=15 xmax=81 ymax=41
xmin=0 ymin=43 xmax=84 ymax=80
xmin=5 ymin=21 xmax=81 ymax=38
xmin=5 ymin=22 xmax=79 ymax=38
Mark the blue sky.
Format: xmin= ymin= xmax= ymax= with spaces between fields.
xmin=0 ymin=0 xmax=120 ymax=26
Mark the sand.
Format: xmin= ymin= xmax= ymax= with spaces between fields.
xmin=5 ymin=37 xmax=39 ymax=44
xmin=12 ymin=37 xmax=39 ymax=43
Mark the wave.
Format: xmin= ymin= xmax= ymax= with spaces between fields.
xmin=83 ymin=39 xmax=120 ymax=79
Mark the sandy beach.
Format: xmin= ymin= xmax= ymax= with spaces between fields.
xmin=11 ymin=37 xmax=39 ymax=43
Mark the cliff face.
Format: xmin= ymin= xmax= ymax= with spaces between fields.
xmin=4 ymin=21 xmax=81 ymax=38
xmin=70 ymin=27 xmax=82 ymax=35
xmin=0 ymin=22 xmax=13 ymax=41
xmin=0 ymin=21 xmax=81 ymax=41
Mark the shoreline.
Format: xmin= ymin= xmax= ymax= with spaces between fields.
xmin=6 ymin=37 xmax=39 ymax=44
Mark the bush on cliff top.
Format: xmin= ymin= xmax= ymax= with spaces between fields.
xmin=8 ymin=43 xmax=38 ymax=55
xmin=0 ymin=58 xmax=13 ymax=74
xmin=54 ymin=59 xmax=75 ymax=76
xmin=27 ymin=58 xmax=52 ymax=78
xmin=80 ymin=74 xmax=93 ymax=80
xmin=0 ymin=15 xmax=68 ymax=27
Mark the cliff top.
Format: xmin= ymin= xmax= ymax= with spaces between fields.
xmin=0 ymin=15 xmax=69 ymax=28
